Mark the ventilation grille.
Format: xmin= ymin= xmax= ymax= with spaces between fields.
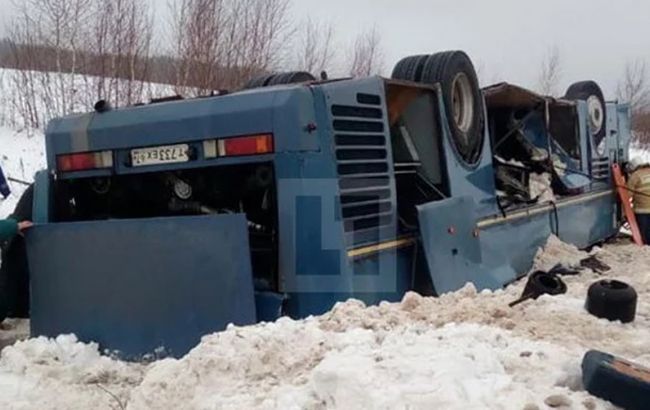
xmin=332 ymin=95 xmax=393 ymax=234
xmin=591 ymin=157 xmax=610 ymax=180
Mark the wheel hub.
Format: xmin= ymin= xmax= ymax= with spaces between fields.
xmin=587 ymin=95 xmax=604 ymax=135
xmin=451 ymin=72 xmax=474 ymax=134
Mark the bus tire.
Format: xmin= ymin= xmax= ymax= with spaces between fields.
xmin=392 ymin=55 xmax=429 ymax=82
xmin=564 ymin=81 xmax=607 ymax=148
xmin=267 ymin=71 xmax=316 ymax=86
xmin=420 ymin=51 xmax=484 ymax=165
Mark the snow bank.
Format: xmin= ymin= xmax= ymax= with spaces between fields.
xmin=0 ymin=335 xmax=146 ymax=410
xmin=128 ymin=320 xmax=594 ymax=410
xmin=0 ymin=236 xmax=649 ymax=409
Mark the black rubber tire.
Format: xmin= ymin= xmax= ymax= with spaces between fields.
xmin=244 ymin=74 xmax=275 ymax=89
xmin=391 ymin=55 xmax=429 ymax=82
xmin=564 ymin=81 xmax=607 ymax=148
xmin=527 ymin=271 xmax=567 ymax=296
xmin=0 ymin=184 xmax=34 ymax=321
xmin=267 ymin=71 xmax=316 ymax=87
xmin=420 ymin=51 xmax=484 ymax=165
xmin=586 ymin=280 xmax=637 ymax=323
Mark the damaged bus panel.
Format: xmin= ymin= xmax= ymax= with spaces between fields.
xmin=14 ymin=51 xmax=630 ymax=358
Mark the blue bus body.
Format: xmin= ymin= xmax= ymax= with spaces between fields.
xmin=28 ymin=76 xmax=631 ymax=358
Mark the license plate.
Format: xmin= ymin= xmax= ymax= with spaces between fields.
xmin=131 ymin=144 xmax=190 ymax=167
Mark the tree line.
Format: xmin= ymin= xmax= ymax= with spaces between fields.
xmin=0 ymin=0 xmax=385 ymax=129
xmin=1 ymin=0 xmax=649 ymax=141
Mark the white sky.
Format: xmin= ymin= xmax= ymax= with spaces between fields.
xmin=1 ymin=0 xmax=649 ymax=97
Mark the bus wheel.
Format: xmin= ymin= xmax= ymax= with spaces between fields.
xmin=565 ymin=81 xmax=607 ymax=150
xmin=245 ymin=71 xmax=316 ymax=89
xmin=420 ymin=51 xmax=484 ymax=165
xmin=391 ymin=55 xmax=429 ymax=82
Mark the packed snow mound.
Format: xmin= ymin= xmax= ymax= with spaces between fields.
xmin=1 ymin=236 xmax=649 ymax=409
xmin=0 ymin=334 xmax=146 ymax=410
xmin=129 ymin=322 xmax=594 ymax=410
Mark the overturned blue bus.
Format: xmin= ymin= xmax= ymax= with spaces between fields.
xmin=9 ymin=51 xmax=632 ymax=358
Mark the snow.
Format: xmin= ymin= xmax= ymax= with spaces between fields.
xmin=529 ymin=172 xmax=555 ymax=203
xmin=0 ymin=127 xmax=45 ymax=218
xmin=0 ymin=235 xmax=648 ymax=409
xmin=629 ymin=142 xmax=650 ymax=166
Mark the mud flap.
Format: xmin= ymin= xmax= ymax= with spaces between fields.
xmin=417 ymin=196 xmax=516 ymax=294
xmin=26 ymin=214 xmax=256 ymax=359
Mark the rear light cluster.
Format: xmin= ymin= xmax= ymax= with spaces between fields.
xmin=204 ymin=134 xmax=274 ymax=158
xmin=56 ymin=134 xmax=274 ymax=172
xmin=57 ymin=151 xmax=113 ymax=172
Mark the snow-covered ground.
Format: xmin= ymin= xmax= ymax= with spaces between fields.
xmin=0 ymin=237 xmax=648 ymax=409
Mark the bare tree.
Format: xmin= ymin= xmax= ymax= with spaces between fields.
xmin=294 ymin=18 xmax=334 ymax=75
xmin=617 ymin=59 xmax=650 ymax=116
xmin=170 ymin=0 xmax=292 ymax=94
xmin=537 ymin=45 xmax=562 ymax=96
xmin=171 ymin=0 xmax=228 ymax=95
xmin=6 ymin=0 xmax=153 ymax=128
xmin=8 ymin=0 xmax=94 ymax=128
xmin=348 ymin=26 xmax=385 ymax=77
xmin=87 ymin=0 xmax=154 ymax=108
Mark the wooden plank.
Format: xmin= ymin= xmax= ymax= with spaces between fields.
xmin=612 ymin=163 xmax=644 ymax=246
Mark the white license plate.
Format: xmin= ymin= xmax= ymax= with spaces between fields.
xmin=131 ymin=144 xmax=190 ymax=167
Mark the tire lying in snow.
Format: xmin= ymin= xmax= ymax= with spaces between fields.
xmin=509 ymin=271 xmax=567 ymax=307
xmin=0 ymin=184 xmax=33 ymax=321
xmin=244 ymin=71 xmax=316 ymax=89
xmin=564 ymin=81 xmax=607 ymax=150
xmin=585 ymin=279 xmax=637 ymax=323
xmin=393 ymin=51 xmax=484 ymax=165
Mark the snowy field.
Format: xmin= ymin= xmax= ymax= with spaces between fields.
xmin=0 ymin=237 xmax=648 ymax=409
xmin=0 ymin=127 xmax=45 ymax=218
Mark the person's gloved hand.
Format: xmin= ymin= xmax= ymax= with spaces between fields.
xmin=17 ymin=221 xmax=33 ymax=235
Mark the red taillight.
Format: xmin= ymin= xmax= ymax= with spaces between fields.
xmin=217 ymin=134 xmax=274 ymax=157
xmin=57 ymin=151 xmax=113 ymax=172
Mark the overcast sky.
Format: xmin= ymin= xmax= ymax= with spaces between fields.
xmin=1 ymin=0 xmax=648 ymax=97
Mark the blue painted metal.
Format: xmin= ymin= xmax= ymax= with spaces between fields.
xmin=583 ymin=350 xmax=650 ymax=410
xmin=254 ymin=292 xmax=285 ymax=323
xmin=418 ymin=196 xmax=516 ymax=294
xmin=479 ymin=191 xmax=618 ymax=277
xmin=437 ymin=91 xmax=499 ymax=218
xmin=26 ymin=215 xmax=256 ymax=359
xmin=31 ymin=73 xmax=633 ymax=354
xmin=32 ymin=171 xmax=50 ymax=224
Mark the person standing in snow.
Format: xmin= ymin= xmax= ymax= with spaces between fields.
xmin=627 ymin=158 xmax=650 ymax=244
